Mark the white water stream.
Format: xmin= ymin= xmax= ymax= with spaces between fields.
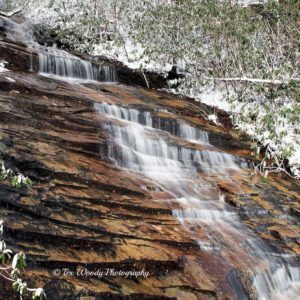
xmin=0 ymin=16 xmax=117 ymax=83
xmin=39 ymin=47 xmax=117 ymax=82
xmin=95 ymin=102 xmax=300 ymax=300
xmin=1 ymin=15 xmax=299 ymax=300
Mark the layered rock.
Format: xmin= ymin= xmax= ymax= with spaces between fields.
xmin=0 ymin=26 xmax=299 ymax=300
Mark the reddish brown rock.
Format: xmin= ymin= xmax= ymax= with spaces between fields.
xmin=0 ymin=45 xmax=299 ymax=300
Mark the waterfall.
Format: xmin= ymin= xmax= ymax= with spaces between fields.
xmin=0 ymin=16 xmax=117 ymax=83
xmin=97 ymin=102 xmax=209 ymax=143
xmin=0 ymin=16 xmax=33 ymax=43
xmin=95 ymin=101 xmax=300 ymax=300
xmin=95 ymin=103 xmax=246 ymax=175
xmin=38 ymin=47 xmax=117 ymax=83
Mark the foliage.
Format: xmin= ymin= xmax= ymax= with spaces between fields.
xmin=0 ymin=160 xmax=33 ymax=188
xmin=0 ymin=217 xmax=46 ymax=299
xmin=0 ymin=138 xmax=45 ymax=299
xmin=122 ymin=0 xmax=300 ymax=177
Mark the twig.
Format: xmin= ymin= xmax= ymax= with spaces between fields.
xmin=142 ymin=72 xmax=150 ymax=89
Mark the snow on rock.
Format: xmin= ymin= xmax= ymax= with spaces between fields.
xmin=0 ymin=60 xmax=9 ymax=73
xmin=194 ymin=85 xmax=240 ymax=113
xmin=208 ymin=114 xmax=222 ymax=127
xmin=5 ymin=77 xmax=16 ymax=82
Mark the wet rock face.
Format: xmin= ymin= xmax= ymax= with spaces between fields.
xmin=0 ymin=38 xmax=300 ymax=299
xmin=0 ymin=16 xmax=167 ymax=90
xmin=0 ymin=40 xmax=38 ymax=72
xmin=0 ymin=72 xmax=228 ymax=300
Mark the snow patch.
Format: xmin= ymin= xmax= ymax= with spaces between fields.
xmin=5 ymin=77 xmax=16 ymax=82
xmin=0 ymin=61 xmax=9 ymax=73
xmin=94 ymin=40 xmax=172 ymax=74
xmin=195 ymin=87 xmax=236 ymax=112
xmin=208 ymin=114 xmax=222 ymax=127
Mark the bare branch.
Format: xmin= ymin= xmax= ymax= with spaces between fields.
xmin=142 ymin=72 xmax=150 ymax=88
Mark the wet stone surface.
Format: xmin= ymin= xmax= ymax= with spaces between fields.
xmin=0 ymin=33 xmax=299 ymax=300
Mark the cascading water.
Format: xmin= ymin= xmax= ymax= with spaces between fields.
xmin=1 ymin=14 xmax=299 ymax=299
xmin=96 ymin=103 xmax=245 ymax=176
xmin=38 ymin=47 xmax=117 ymax=83
xmin=0 ymin=16 xmax=33 ymax=43
xmin=95 ymin=101 xmax=300 ymax=300
xmin=0 ymin=16 xmax=117 ymax=83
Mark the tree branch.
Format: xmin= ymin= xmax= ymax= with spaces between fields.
xmin=142 ymin=72 xmax=150 ymax=89
xmin=207 ymin=76 xmax=300 ymax=85
xmin=0 ymin=0 xmax=29 ymax=17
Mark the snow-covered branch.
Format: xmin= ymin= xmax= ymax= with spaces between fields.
xmin=0 ymin=0 xmax=29 ymax=17
xmin=208 ymin=77 xmax=300 ymax=85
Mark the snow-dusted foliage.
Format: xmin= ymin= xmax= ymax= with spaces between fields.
xmin=1 ymin=0 xmax=299 ymax=177
xmin=0 ymin=217 xmax=46 ymax=300
xmin=119 ymin=0 xmax=300 ymax=177
xmin=231 ymin=91 xmax=300 ymax=178
xmin=0 ymin=140 xmax=44 ymax=299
